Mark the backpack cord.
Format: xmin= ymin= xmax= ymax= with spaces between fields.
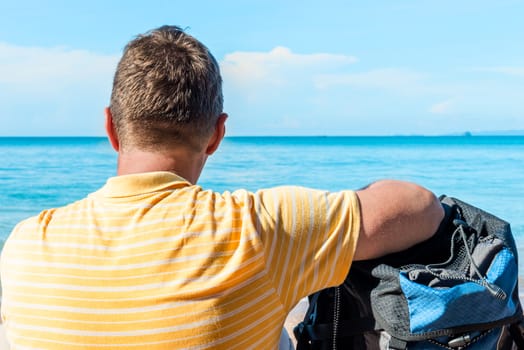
xmin=456 ymin=222 xmax=506 ymax=299
xmin=425 ymin=219 xmax=506 ymax=300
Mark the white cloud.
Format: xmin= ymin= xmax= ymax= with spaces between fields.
xmin=221 ymin=46 xmax=358 ymax=92
xmin=314 ymin=68 xmax=428 ymax=94
xmin=0 ymin=42 xmax=119 ymax=88
xmin=0 ymin=42 xmax=119 ymax=135
xmin=429 ymin=99 xmax=455 ymax=114
xmin=472 ymin=66 xmax=524 ymax=77
xmin=219 ymin=48 xmax=524 ymax=135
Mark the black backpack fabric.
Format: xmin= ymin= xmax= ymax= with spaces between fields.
xmin=294 ymin=196 xmax=524 ymax=349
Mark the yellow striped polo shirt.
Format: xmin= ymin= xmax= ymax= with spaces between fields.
xmin=1 ymin=171 xmax=360 ymax=349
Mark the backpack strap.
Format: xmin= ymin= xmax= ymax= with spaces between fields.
xmin=294 ymin=292 xmax=322 ymax=349
xmin=509 ymin=318 xmax=524 ymax=348
xmin=294 ymin=315 xmax=377 ymax=349
xmin=303 ymin=317 xmax=377 ymax=341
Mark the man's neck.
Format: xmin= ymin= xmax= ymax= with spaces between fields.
xmin=116 ymin=148 xmax=207 ymax=184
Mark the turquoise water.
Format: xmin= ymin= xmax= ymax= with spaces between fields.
xmin=1 ymin=136 xmax=523 ymax=263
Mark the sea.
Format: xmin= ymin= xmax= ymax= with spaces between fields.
xmin=1 ymin=136 xmax=523 ymax=272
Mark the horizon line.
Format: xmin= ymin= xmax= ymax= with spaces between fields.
xmin=1 ymin=133 xmax=524 ymax=138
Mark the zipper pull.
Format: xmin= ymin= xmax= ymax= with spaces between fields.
xmin=448 ymin=333 xmax=471 ymax=348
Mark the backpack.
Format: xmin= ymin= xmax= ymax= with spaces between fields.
xmin=294 ymin=195 xmax=524 ymax=349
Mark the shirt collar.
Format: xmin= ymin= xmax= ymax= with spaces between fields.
xmin=91 ymin=171 xmax=191 ymax=199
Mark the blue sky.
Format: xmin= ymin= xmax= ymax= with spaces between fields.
xmin=0 ymin=0 xmax=522 ymax=136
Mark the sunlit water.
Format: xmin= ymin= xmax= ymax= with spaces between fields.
xmin=1 ymin=136 xmax=523 ymax=271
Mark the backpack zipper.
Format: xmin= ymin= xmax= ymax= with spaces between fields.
xmin=333 ymin=286 xmax=341 ymax=350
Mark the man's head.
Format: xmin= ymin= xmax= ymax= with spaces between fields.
xmin=109 ymin=25 xmax=224 ymax=153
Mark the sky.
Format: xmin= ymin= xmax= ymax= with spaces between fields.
xmin=0 ymin=0 xmax=523 ymax=136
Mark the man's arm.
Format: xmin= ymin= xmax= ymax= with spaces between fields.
xmin=354 ymin=180 xmax=444 ymax=261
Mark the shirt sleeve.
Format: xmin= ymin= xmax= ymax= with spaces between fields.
xmin=248 ymin=186 xmax=361 ymax=310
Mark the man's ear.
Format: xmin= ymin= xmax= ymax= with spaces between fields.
xmin=205 ymin=113 xmax=228 ymax=155
xmin=105 ymin=107 xmax=120 ymax=152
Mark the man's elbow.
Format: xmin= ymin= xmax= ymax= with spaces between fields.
xmin=354 ymin=180 xmax=445 ymax=260
xmin=416 ymin=185 xmax=444 ymax=241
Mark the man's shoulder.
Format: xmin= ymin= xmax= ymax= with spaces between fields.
xmin=7 ymin=197 xmax=91 ymax=240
